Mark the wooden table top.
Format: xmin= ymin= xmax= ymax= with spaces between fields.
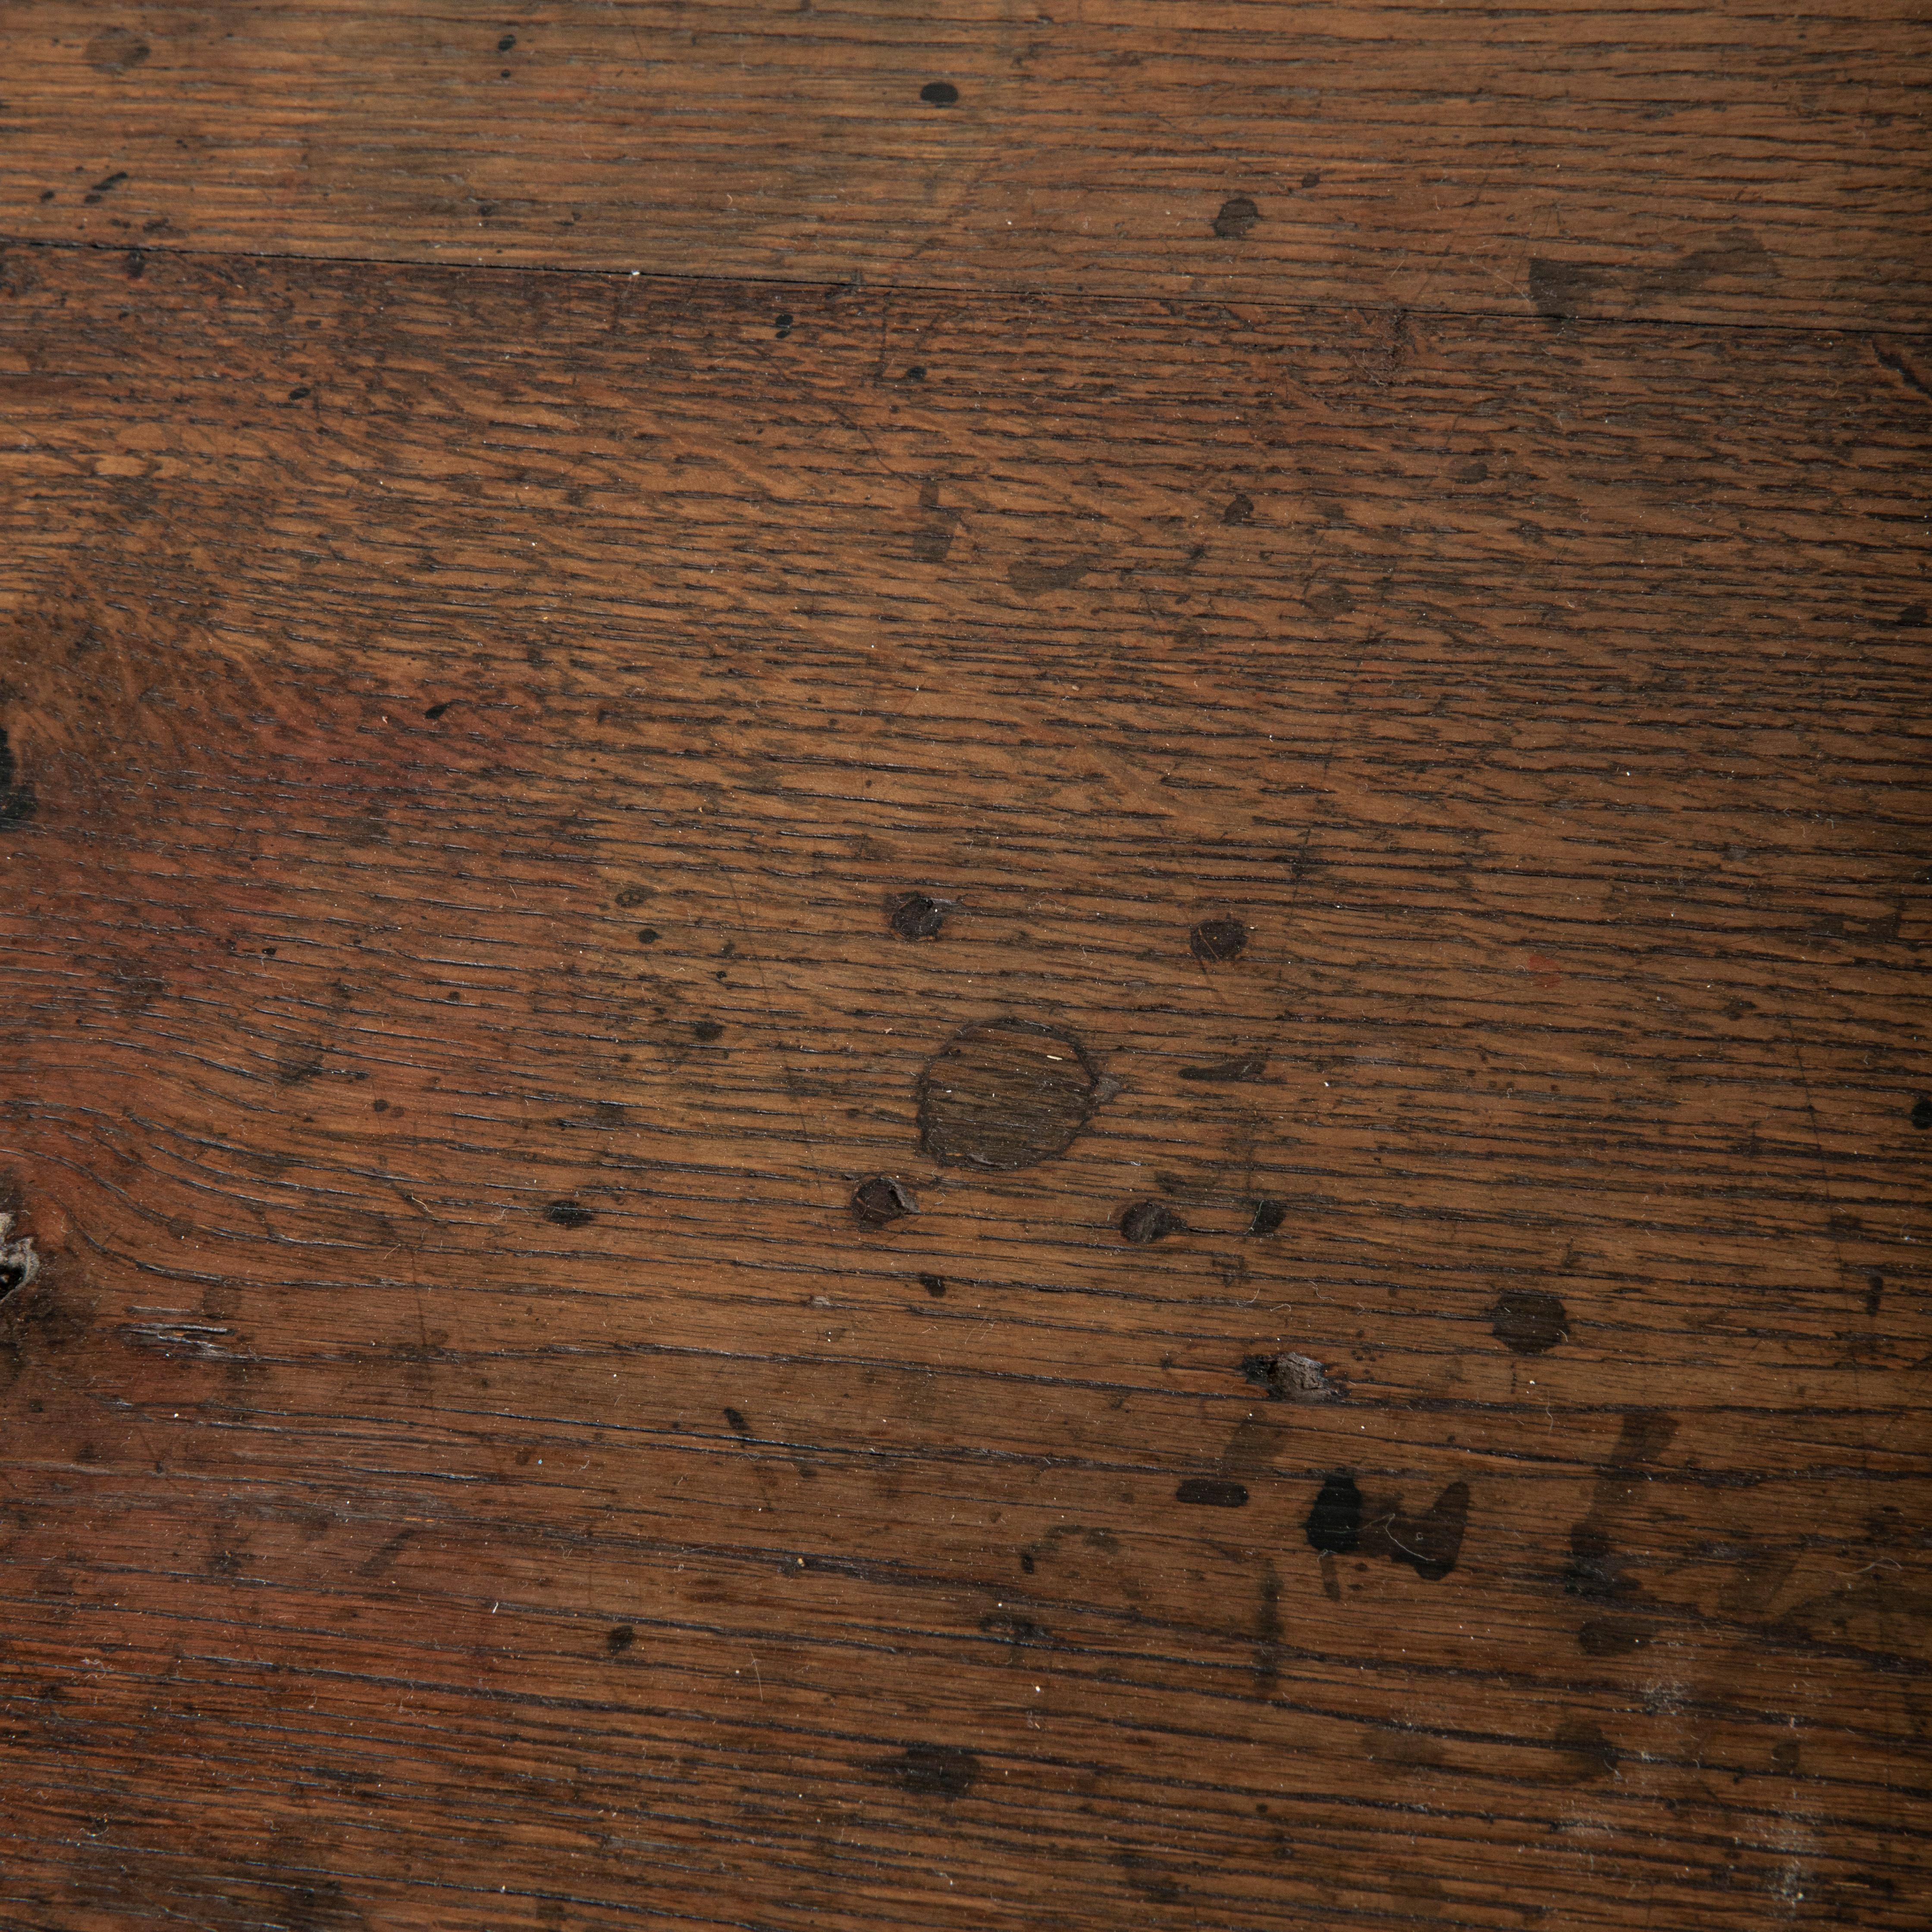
xmin=0 ymin=7 xmax=1926 ymax=1928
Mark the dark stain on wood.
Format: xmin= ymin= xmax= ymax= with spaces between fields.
xmin=869 ymin=1743 xmax=979 ymax=1798
xmin=0 ymin=727 xmax=37 ymax=825
xmin=1528 ymin=232 xmax=1774 ymax=318
xmin=1176 ymin=1477 xmax=1248 ymax=1508
xmin=885 ymin=890 xmax=947 ymax=940
xmin=1564 ymin=1413 xmax=1680 ymax=1641
xmin=1119 ymin=1200 xmax=1187 ymax=1244
xmin=1009 ymin=552 xmax=1110 ymax=595
xmin=1305 ymin=1473 xmax=1363 ymax=1555
xmin=916 ymin=1019 xmax=1105 ymax=1169
xmin=1378 ymin=1481 xmax=1471 ymax=1581
xmin=85 ymin=26 xmax=150 ymax=74
xmin=1491 ymin=1287 xmax=1570 ymax=1354
xmin=1213 ymin=195 xmax=1261 ymax=239
xmin=1239 ymin=1351 xmax=1345 ymax=1402
xmin=1188 ymin=916 xmax=1248 ymax=964
xmin=1179 ymin=1053 xmax=1268 ymax=1082
xmin=851 ymin=1176 xmax=917 ymax=1226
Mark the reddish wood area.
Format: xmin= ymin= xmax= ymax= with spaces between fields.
xmin=1 ymin=9 xmax=1929 ymax=1931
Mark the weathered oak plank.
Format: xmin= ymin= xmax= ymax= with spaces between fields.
xmin=2 ymin=0 xmax=1927 ymax=326
xmin=0 ymin=243 xmax=1927 ymax=1928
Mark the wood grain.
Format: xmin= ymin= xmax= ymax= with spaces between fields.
xmin=2 ymin=0 xmax=1927 ymax=327
xmin=0 ymin=239 xmax=1927 ymax=1928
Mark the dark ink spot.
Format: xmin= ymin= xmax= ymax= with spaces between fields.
xmin=38 ymin=190 xmax=55 ymax=202
xmin=1119 ymin=1200 xmax=1186 ymax=1244
xmin=1176 ymin=1477 xmax=1248 ymax=1508
xmin=90 ymin=171 xmax=129 ymax=198
xmin=723 ymin=1406 xmax=750 ymax=1436
xmin=606 ymin=1624 xmax=634 ymax=1654
xmin=87 ymin=28 xmax=150 ymax=73
xmin=1611 ymin=1411 xmax=1678 ymax=1466
xmin=1866 ymin=1272 xmax=1884 ymax=1317
xmin=286 ymin=385 xmax=313 ymax=402
xmin=1305 ymin=1473 xmax=1361 ymax=1554
xmin=125 ymin=250 xmax=145 ymax=279
xmin=775 ymin=312 xmax=794 ymax=338
xmin=900 ymin=365 xmax=926 ymax=382
xmin=1492 ymin=1288 xmax=1569 ymax=1355
xmin=1911 ymin=1096 xmax=1932 ymax=1130
xmin=0 ymin=728 xmax=38 ymax=826
xmin=1254 ymin=1560 xmax=1283 ymax=1696
xmin=910 ymin=485 xmax=963 ymax=562
xmin=1895 ymin=602 xmax=1928 ymax=627
xmin=870 ymin=1742 xmax=978 ymax=1797
xmin=1248 ymin=1199 xmax=1286 ymax=1236
xmin=1555 ymin=1719 xmax=1619 ymax=1781
xmin=1240 ymin=1352 xmax=1344 ymax=1403
xmin=917 ymin=1017 xmax=1106 ymax=1169
xmin=1009 ymin=552 xmax=1108 ymax=594
xmin=1529 ymin=234 xmax=1772 ymax=318
xmin=1578 ymin=1617 xmax=1648 ymax=1657
xmin=1189 ymin=917 xmax=1248 ymax=964
xmin=1213 ymin=195 xmax=1260 ymax=239
xmin=1565 ymin=1525 xmax=1627 ymax=1603
xmin=1300 ymin=169 xmax=1321 ymax=188
xmin=1526 ymin=259 xmax=1604 ymax=318
xmin=851 ymin=1176 xmax=916 ymax=1226
xmin=423 ymin=700 xmax=450 ymax=720
xmin=1223 ymin=493 xmax=1255 ymax=525
xmin=274 ymin=1048 xmax=325 ymax=1086
xmin=1368 ymin=1731 xmax=1445 ymax=1770
xmin=1385 ymin=1481 xmax=1470 ymax=1581
xmin=919 ymin=81 xmax=960 ymax=106
xmin=613 ymin=885 xmax=656 ymax=908
xmin=637 ymin=927 xmax=659 ymax=943
xmin=1018 ymin=1551 xmax=1035 ymax=1573
xmin=690 ymin=1020 xmax=724 ymax=1042
xmin=546 ymin=1200 xmax=595 ymax=1229
xmin=919 ymin=1273 xmax=946 ymax=1298
xmin=498 ymin=34 xmax=517 ymax=51
xmin=1179 ymin=1054 xmax=1267 ymax=1082
xmin=886 ymin=890 xmax=947 ymax=940
xmin=1874 ymin=345 xmax=1931 ymax=401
